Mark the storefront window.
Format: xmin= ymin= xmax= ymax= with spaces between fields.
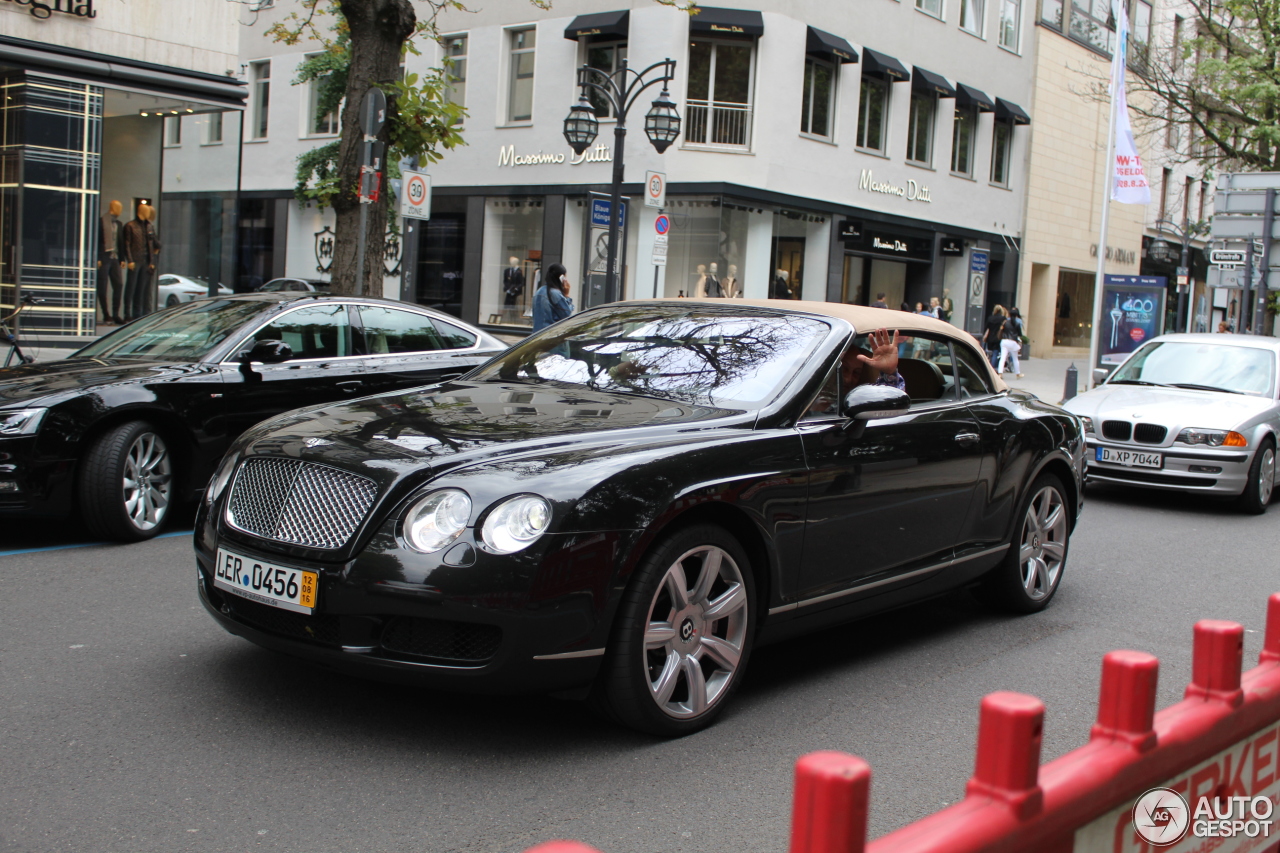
xmin=481 ymin=197 xmax=543 ymax=328
xmin=1054 ymin=269 xmax=1095 ymax=347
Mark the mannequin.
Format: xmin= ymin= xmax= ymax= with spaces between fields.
xmin=721 ymin=264 xmax=740 ymax=298
xmin=123 ymin=203 xmax=160 ymax=321
xmin=704 ymin=262 xmax=723 ymax=298
xmin=502 ymin=256 xmax=525 ymax=321
xmin=97 ymin=199 xmax=124 ymax=324
xmin=771 ymin=269 xmax=790 ymax=299
xmin=692 ymin=263 xmax=708 ymax=298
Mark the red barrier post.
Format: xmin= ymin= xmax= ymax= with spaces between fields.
xmin=523 ymin=843 xmax=605 ymax=853
xmin=788 ymin=751 xmax=871 ymax=853
xmin=1262 ymin=593 xmax=1280 ymax=664
xmin=1090 ymin=650 xmax=1159 ymax=752
xmin=964 ymin=692 xmax=1045 ymax=820
xmin=1185 ymin=619 xmax=1245 ymax=707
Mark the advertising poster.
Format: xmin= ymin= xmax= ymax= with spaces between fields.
xmin=1100 ymin=275 xmax=1167 ymax=366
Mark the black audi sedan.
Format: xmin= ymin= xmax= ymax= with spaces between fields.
xmin=0 ymin=294 xmax=504 ymax=541
xmin=196 ymin=300 xmax=1085 ymax=735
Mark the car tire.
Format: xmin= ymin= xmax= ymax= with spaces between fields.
xmin=80 ymin=420 xmax=176 ymax=542
xmin=978 ymin=472 xmax=1070 ymax=614
xmin=165 ymin=295 xmax=179 ymax=308
xmin=593 ymin=524 xmax=756 ymax=737
xmin=1237 ymin=438 xmax=1276 ymax=515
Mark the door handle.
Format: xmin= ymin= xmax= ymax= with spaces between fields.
xmin=337 ymin=380 xmax=364 ymax=393
xmin=955 ymin=432 xmax=981 ymax=446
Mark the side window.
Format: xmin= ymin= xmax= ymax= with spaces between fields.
xmin=432 ymin=319 xmax=477 ymax=349
xmin=895 ymin=333 xmax=957 ymax=403
xmin=801 ymin=359 xmax=842 ymax=420
xmin=953 ymin=340 xmax=995 ymax=398
xmin=358 ymin=305 xmax=446 ymax=354
xmin=253 ymin=304 xmax=352 ymax=359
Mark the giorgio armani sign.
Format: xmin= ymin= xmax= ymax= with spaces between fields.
xmin=2 ymin=0 xmax=96 ymax=18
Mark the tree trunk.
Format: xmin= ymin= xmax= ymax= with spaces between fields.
xmin=329 ymin=0 xmax=416 ymax=296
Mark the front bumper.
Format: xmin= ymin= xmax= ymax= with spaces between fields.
xmin=1084 ymin=439 xmax=1253 ymax=495
xmin=0 ymin=436 xmax=75 ymax=516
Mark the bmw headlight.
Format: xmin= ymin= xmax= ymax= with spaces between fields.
xmin=1175 ymin=428 xmax=1247 ymax=447
xmin=481 ymin=494 xmax=552 ymax=554
xmin=205 ymin=453 xmax=239 ymax=505
xmin=403 ymin=489 xmax=472 ymax=553
xmin=1079 ymin=415 xmax=1095 ymax=435
xmin=0 ymin=408 xmax=46 ymax=437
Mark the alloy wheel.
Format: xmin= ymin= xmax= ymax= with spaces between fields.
xmin=1260 ymin=447 xmax=1275 ymax=506
xmin=1018 ymin=485 xmax=1067 ymax=601
xmin=643 ymin=545 xmax=749 ymax=719
xmin=123 ymin=431 xmax=172 ymax=531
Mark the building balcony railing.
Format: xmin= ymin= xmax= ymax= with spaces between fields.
xmin=683 ymin=99 xmax=752 ymax=150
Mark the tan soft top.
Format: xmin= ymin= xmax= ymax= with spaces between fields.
xmin=642 ymin=297 xmax=1008 ymax=392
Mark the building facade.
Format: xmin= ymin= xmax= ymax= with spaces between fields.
xmin=0 ymin=0 xmax=244 ymax=337
xmin=164 ymin=0 xmax=1038 ymax=336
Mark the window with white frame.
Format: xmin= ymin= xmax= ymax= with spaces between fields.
xmin=583 ymin=41 xmax=627 ymax=118
xmin=959 ymin=0 xmax=985 ymax=34
xmin=998 ymin=0 xmax=1021 ymax=51
xmin=250 ymin=60 xmax=270 ymax=139
xmin=164 ymin=115 xmax=181 ymax=147
xmin=506 ymin=27 xmax=536 ymax=123
xmin=685 ymin=39 xmax=755 ymax=148
xmin=856 ymin=75 xmax=889 ymax=153
xmin=443 ymin=34 xmax=467 ymax=116
xmin=951 ymin=104 xmax=977 ymax=175
xmin=205 ymin=111 xmax=223 ymax=145
xmin=800 ymin=56 xmax=836 ymax=139
xmin=916 ymin=0 xmax=944 ymax=18
xmin=990 ymin=119 xmax=1012 ymax=185
xmin=305 ymin=54 xmax=339 ymax=136
xmin=906 ymin=91 xmax=935 ymax=164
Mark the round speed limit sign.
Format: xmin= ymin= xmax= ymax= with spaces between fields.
xmin=401 ymin=171 xmax=432 ymax=220
xmin=407 ymin=175 xmax=428 ymax=206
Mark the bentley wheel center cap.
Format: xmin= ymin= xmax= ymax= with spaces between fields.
xmin=680 ymin=617 xmax=696 ymax=643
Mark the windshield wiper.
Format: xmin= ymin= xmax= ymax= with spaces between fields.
xmin=1169 ymin=383 xmax=1243 ymax=394
xmin=1108 ymin=379 xmax=1170 ymax=387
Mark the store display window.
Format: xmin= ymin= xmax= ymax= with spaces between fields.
xmin=481 ymin=197 xmax=544 ymax=328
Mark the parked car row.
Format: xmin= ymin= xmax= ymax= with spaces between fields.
xmin=4 ymin=291 xmax=1275 ymax=735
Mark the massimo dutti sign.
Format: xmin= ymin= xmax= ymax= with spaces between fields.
xmin=3 ymin=0 xmax=96 ymax=18
xmin=858 ymin=169 xmax=933 ymax=203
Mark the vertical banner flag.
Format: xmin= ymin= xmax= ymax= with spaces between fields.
xmin=1110 ymin=0 xmax=1151 ymax=204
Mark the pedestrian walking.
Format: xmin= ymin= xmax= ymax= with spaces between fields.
xmin=983 ymin=305 xmax=1007 ymax=367
xmin=532 ymin=263 xmax=574 ymax=332
xmin=997 ymin=307 xmax=1025 ymax=378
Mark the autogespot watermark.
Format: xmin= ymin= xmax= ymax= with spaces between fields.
xmin=1133 ymin=787 xmax=1275 ymax=846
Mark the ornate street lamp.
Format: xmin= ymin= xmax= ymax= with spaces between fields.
xmin=563 ymin=58 xmax=679 ymax=306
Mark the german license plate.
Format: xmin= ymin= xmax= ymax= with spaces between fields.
xmin=1096 ymin=447 xmax=1163 ymax=469
xmin=213 ymin=547 xmax=318 ymax=614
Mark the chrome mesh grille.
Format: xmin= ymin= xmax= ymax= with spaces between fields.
xmin=226 ymin=458 xmax=378 ymax=550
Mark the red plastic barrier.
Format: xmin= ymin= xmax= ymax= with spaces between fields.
xmin=522 ymin=594 xmax=1280 ymax=853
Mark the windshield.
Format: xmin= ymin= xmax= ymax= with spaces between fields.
xmin=1110 ymin=341 xmax=1276 ymax=396
xmin=76 ymin=300 xmax=264 ymax=361
xmin=472 ymin=306 xmax=831 ymax=408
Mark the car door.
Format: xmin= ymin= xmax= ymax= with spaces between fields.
xmin=222 ymin=302 xmax=367 ymax=437
xmin=354 ymin=303 xmax=483 ymax=395
xmin=797 ymin=334 xmax=984 ymax=602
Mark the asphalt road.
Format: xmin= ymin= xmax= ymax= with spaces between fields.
xmin=2 ymin=484 xmax=1277 ymax=853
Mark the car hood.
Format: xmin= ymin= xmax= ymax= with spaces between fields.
xmin=239 ymin=380 xmax=748 ymax=480
xmin=0 ymin=357 xmax=205 ymax=406
xmin=1063 ymin=383 xmax=1276 ymax=432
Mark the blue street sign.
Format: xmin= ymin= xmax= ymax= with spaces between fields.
xmin=591 ymin=198 xmax=626 ymax=229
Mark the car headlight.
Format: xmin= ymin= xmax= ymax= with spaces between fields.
xmin=205 ymin=453 xmax=239 ymax=505
xmin=403 ymin=489 xmax=472 ymax=553
xmin=481 ymin=494 xmax=552 ymax=554
xmin=0 ymin=408 xmax=47 ymax=437
xmin=1175 ymin=428 xmax=1247 ymax=447
xmin=1079 ymin=415 xmax=1095 ymax=435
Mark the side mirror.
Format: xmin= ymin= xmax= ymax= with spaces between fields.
xmin=841 ymin=384 xmax=911 ymax=421
xmin=1092 ymin=367 xmax=1110 ymax=387
xmin=239 ymin=338 xmax=293 ymax=365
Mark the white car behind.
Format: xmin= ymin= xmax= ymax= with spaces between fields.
xmin=158 ymin=274 xmax=233 ymax=307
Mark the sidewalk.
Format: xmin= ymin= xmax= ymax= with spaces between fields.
xmin=1001 ymin=355 xmax=1086 ymax=405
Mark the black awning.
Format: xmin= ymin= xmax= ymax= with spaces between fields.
xmin=563 ymin=10 xmax=629 ymax=42
xmin=912 ymin=66 xmax=956 ymax=97
xmin=861 ymin=48 xmax=910 ymax=82
xmin=995 ymin=97 xmax=1031 ymax=124
xmin=955 ymin=82 xmax=995 ymax=111
xmin=806 ymin=26 xmax=858 ymax=63
xmin=689 ymin=7 xmax=765 ymax=37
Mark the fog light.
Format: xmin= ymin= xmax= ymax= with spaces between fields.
xmin=1188 ymin=465 xmax=1222 ymax=474
xmin=0 ymin=479 xmax=19 ymax=492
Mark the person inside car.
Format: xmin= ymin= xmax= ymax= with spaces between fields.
xmin=809 ymin=328 xmax=905 ymax=415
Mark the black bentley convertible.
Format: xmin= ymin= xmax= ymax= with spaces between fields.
xmin=196 ymin=300 xmax=1085 ymax=735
